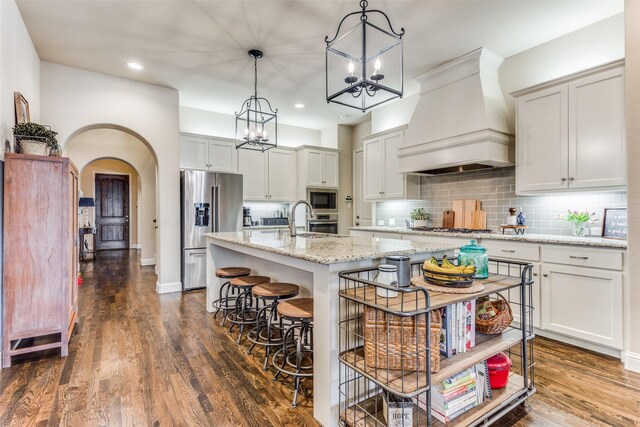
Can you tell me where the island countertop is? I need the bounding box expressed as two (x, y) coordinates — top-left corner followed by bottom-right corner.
(205, 230), (460, 264)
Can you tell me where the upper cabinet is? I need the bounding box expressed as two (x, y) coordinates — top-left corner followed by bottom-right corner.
(238, 148), (297, 202)
(514, 61), (625, 195)
(362, 126), (420, 201)
(298, 148), (339, 188)
(180, 134), (238, 173)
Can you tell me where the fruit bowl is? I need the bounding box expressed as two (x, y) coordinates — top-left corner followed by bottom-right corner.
(422, 256), (476, 288)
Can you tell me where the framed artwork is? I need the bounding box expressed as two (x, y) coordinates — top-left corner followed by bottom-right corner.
(602, 208), (627, 240)
(14, 92), (30, 124)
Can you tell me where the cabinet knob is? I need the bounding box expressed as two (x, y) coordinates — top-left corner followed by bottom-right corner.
(542, 273), (548, 277)
(569, 177), (574, 181)
(533, 272), (538, 276)
(561, 177), (567, 181)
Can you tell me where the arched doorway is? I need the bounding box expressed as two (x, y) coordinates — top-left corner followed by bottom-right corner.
(64, 127), (157, 268)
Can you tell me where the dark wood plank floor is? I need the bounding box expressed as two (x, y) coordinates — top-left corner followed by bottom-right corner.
(0, 250), (638, 426)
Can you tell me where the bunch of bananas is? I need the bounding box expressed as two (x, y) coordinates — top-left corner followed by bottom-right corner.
(422, 256), (475, 283)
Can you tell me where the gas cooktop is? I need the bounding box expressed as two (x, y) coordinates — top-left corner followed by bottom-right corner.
(409, 226), (493, 234)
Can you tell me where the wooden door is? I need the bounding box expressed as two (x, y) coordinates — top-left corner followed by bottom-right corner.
(179, 134), (209, 170)
(207, 139), (238, 173)
(307, 150), (324, 187)
(237, 149), (268, 200)
(268, 149), (297, 202)
(322, 152), (339, 188)
(95, 174), (130, 250)
(515, 85), (569, 193)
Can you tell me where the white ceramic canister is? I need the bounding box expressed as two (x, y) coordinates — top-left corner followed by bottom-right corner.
(375, 264), (399, 298)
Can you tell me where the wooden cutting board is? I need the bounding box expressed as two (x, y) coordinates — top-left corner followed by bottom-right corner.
(442, 210), (455, 228)
(452, 200), (464, 228)
(471, 210), (487, 230)
(463, 200), (479, 228)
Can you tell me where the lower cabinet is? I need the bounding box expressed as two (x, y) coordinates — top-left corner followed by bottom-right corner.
(496, 262), (541, 329)
(540, 263), (622, 349)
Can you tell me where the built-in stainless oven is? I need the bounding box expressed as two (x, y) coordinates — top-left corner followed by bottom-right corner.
(308, 214), (338, 234)
(308, 189), (337, 211)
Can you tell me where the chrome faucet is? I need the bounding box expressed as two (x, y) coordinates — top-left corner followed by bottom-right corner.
(289, 200), (315, 237)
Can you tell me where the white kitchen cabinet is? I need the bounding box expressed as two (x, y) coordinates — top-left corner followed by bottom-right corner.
(180, 134), (237, 173)
(514, 61), (625, 194)
(238, 148), (297, 202)
(353, 150), (372, 227)
(298, 148), (339, 188)
(541, 263), (622, 349)
(362, 127), (420, 201)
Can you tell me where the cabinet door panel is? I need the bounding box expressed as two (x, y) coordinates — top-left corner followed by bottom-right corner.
(363, 138), (384, 200)
(180, 136), (209, 170)
(354, 150), (372, 226)
(238, 149), (268, 200)
(569, 68), (626, 189)
(208, 140), (237, 173)
(383, 132), (405, 199)
(323, 152), (339, 188)
(268, 149), (297, 201)
(307, 151), (324, 187)
(541, 264), (622, 349)
(516, 86), (568, 193)
(496, 262), (541, 329)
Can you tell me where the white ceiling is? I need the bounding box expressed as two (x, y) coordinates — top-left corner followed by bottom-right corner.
(16, 0), (623, 130)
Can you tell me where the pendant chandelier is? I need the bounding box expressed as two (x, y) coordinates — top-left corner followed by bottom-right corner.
(325, 0), (404, 112)
(235, 49), (278, 151)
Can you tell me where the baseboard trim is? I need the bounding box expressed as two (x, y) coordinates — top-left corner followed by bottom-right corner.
(624, 351), (640, 373)
(534, 329), (621, 359)
(130, 244), (142, 249)
(156, 281), (182, 294)
(141, 258), (156, 266)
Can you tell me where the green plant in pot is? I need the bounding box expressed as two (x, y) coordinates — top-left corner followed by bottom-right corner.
(13, 122), (58, 156)
(410, 207), (430, 228)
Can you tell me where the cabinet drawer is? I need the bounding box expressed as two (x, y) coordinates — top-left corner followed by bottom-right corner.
(482, 240), (540, 262)
(541, 245), (623, 271)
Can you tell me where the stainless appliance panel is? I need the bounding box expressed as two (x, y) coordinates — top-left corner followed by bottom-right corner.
(308, 221), (338, 234)
(181, 170), (217, 249)
(183, 248), (207, 290)
(214, 173), (243, 232)
(308, 189), (338, 211)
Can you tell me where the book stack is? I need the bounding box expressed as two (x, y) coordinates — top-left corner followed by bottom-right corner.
(440, 300), (476, 358)
(414, 362), (492, 423)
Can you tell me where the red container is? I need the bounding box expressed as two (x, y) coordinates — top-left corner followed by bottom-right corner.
(486, 352), (512, 389)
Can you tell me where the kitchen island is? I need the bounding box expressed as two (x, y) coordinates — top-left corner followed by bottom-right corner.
(205, 230), (458, 426)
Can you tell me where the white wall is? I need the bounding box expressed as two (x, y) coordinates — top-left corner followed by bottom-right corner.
(0, 0), (40, 158)
(41, 62), (180, 293)
(351, 120), (372, 151)
(64, 128), (157, 265)
(625, 0), (640, 373)
(320, 125), (339, 149)
(370, 94), (419, 135)
(179, 106), (321, 148)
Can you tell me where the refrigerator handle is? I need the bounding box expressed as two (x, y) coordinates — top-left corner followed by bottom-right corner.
(213, 185), (220, 232)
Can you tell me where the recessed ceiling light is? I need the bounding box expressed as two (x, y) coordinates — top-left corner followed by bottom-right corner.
(294, 103), (305, 109)
(127, 62), (144, 70)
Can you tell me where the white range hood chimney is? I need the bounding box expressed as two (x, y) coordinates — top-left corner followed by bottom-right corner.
(398, 47), (514, 175)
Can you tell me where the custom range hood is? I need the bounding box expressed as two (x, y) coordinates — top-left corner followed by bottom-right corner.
(398, 47), (514, 175)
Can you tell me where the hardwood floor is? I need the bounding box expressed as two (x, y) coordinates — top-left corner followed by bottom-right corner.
(0, 250), (638, 426)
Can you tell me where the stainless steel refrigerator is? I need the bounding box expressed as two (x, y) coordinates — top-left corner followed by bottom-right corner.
(180, 170), (243, 291)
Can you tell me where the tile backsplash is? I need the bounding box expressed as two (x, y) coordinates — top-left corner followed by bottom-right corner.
(376, 166), (626, 236)
(244, 202), (290, 224)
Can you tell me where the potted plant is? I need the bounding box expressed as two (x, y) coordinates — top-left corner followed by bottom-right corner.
(410, 208), (430, 227)
(558, 209), (596, 237)
(12, 122), (58, 156)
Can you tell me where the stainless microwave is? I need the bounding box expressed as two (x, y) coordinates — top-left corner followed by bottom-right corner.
(308, 190), (337, 211)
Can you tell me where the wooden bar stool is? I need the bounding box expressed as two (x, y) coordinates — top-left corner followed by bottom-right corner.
(211, 267), (251, 326)
(225, 275), (271, 344)
(272, 298), (314, 407)
(247, 283), (300, 370)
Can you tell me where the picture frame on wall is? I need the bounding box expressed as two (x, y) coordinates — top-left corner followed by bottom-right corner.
(14, 92), (30, 124)
(602, 208), (627, 240)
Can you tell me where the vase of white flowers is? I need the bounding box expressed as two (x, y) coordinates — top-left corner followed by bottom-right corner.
(559, 210), (596, 237)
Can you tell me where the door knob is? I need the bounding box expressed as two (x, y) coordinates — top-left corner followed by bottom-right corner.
(542, 273), (548, 277)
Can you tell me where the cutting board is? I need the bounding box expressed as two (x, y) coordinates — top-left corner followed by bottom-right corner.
(442, 210), (455, 228)
(471, 210), (487, 230)
(463, 200), (481, 228)
(452, 200), (464, 228)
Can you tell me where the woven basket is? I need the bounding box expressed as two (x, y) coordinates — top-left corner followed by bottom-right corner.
(363, 306), (441, 373)
(475, 294), (513, 335)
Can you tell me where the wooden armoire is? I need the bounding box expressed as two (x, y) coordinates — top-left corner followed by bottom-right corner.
(2, 153), (79, 368)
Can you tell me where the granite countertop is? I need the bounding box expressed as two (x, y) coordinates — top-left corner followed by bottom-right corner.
(205, 230), (458, 264)
(349, 226), (627, 249)
(242, 225), (290, 230)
